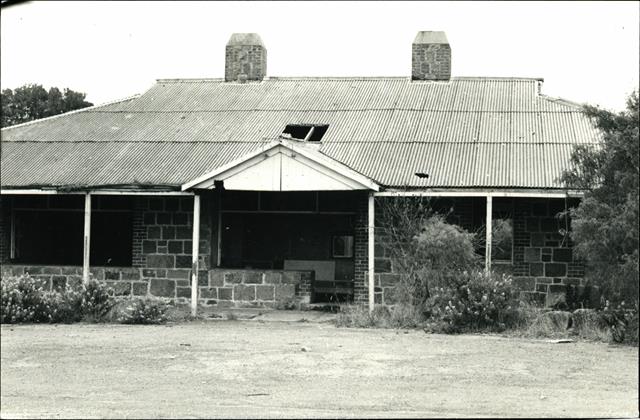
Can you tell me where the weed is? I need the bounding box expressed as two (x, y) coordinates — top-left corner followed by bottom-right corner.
(117, 297), (168, 324)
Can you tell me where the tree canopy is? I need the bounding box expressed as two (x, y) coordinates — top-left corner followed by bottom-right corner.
(1, 84), (93, 128)
(561, 90), (639, 304)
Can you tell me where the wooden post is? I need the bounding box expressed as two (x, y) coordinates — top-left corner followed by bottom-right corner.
(368, 192), (375, 313)
(485, 195), (493, 273)
(191, 194), (201, 317)
(10, 204), (16, 259)
(216, 188), (222, 267)
(82, 193), (92, 283)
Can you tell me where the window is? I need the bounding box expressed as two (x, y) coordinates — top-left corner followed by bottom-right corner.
(10, 196), (133, 267)
(282, 124), (329, 142)
(332, 235), (354, 258)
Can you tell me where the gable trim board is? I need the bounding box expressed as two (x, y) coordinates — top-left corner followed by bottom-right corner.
(181, 139), (380, 192)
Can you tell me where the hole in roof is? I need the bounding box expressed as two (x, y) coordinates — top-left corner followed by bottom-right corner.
(282, 124), (329, 142)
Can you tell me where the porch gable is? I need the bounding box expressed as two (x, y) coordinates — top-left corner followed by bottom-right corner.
(181, 140), (379, 192)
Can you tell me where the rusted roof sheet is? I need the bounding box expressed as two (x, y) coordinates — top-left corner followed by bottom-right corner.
(1, 77), (600, 190)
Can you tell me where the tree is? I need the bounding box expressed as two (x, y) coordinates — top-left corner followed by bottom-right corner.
(561, 90), (639, 304)
(1, 84), (93, 127)
(377, 197), (479, 307)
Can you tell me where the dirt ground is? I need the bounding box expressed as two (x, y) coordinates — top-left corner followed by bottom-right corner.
(1, 319), (638, 419)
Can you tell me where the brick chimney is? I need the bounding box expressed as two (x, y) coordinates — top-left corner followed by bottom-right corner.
(225, 33), (267, 82)
(411, 31), (451, 81)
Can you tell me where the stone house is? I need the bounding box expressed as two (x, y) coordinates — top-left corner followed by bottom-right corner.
(0, 32), (600, 312)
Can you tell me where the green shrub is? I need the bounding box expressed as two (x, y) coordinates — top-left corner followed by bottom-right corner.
(424, 271), (523, 333)
(117, 297), (168, 324)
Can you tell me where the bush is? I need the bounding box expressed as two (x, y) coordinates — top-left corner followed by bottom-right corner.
(41, 288), (84, 323)
(377, 198), (481, 308)
(80, 279), (116, 321)
(424, 271), (523, 333)
(404, 216), (480, 304)
(1, 275), (115, 324)
(598, 301), (639, 345)
(1, 275), (49, 323)
(117, 297), (168, 324)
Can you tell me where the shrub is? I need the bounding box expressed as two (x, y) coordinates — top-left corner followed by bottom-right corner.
(424, 271), (523, 333)
(1, 275), (48, 323)
(377, 197), (480, 307)
(1, 275), (115, 324)
(80, 279), (116, 321)
(117, 297), (168, 324)
(41, 288), (84, 323)
(403, 217), (480, 305)
(598, 301), (639, 345)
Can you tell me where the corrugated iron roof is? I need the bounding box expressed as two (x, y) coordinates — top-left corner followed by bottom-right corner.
(1, 77), (600, 190)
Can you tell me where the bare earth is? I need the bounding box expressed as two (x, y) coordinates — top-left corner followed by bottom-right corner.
(1, 320), (638, 419)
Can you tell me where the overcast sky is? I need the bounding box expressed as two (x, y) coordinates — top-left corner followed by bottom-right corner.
(1, 1), (638, 111)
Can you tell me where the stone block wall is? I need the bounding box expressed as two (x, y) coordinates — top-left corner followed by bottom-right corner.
(134, 195), (214, 273)
(199, 268), (312, 307)
(0, 264), (311, 308)
(1, 265), (147, 297)
(512, 198), (587, 306)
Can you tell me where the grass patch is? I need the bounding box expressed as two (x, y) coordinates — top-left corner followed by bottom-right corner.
(336, 304), (425, 329)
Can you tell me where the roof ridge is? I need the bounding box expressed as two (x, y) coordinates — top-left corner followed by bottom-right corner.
(1, 140), (593, 145)
(83, 109), (583, 114)
(154, 76), (544, 83)
(0, 94), (141, 131)
(538, 94), (585, 110)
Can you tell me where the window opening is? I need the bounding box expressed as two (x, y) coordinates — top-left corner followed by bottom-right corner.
(10, 196), (133, 266)
(282, 124), (329, 142)
(332, 235), (354, 258)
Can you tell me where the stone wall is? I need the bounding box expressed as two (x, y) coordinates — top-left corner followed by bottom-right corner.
(1, 265), (146, 297)
(134, 195), (214, 274)
(201, 268), (312, 307)
(0, 264), (311, 307)
(512, 198), (588, 306)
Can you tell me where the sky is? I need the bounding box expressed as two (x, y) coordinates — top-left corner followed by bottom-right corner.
(1, 1), (638, 111)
